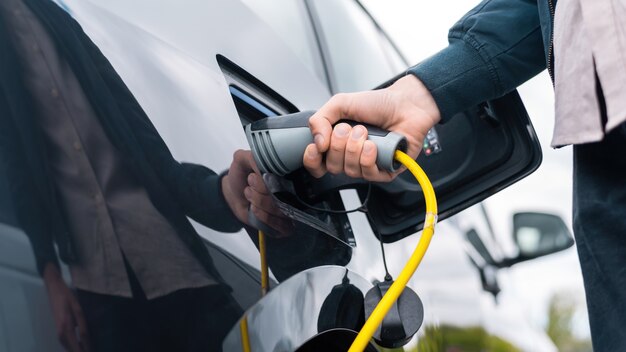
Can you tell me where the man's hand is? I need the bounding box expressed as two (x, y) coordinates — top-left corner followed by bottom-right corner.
(304, 75), (441, 182)
(222, 150), (293, 236)
(43, 264), (91, 352)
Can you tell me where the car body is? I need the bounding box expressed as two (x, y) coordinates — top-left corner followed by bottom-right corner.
(0, 0), (569, 351)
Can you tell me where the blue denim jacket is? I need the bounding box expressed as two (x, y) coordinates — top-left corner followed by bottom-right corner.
(410, 0), (557, 122)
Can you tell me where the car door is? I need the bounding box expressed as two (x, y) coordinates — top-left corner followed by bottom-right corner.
(0, 0), (543, 351)
(235, 0), (489, 350)
(239, 1), (544, 350)
(74, 0), (491, 349)
(60, 0), (336, 292)
(0, 0), (333, 351)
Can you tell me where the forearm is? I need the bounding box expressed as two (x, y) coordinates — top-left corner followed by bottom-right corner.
(175, 164), (243, 232)
(43, 262), (63, 287)
(0, 121), (59, 276)
(409, 0), (545, 122)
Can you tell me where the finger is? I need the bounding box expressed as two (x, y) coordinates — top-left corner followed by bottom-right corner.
(251, 205), (294, 236)
(309, 93), (353, 152)
(233, 149), (259, 174)
(247, 173), (269, 195)
(303, 143), (326, 178)
(245, 151), (262, 175)
(344, 125), (367, 178)
(312, 91), (395, 135)
(223, 174), (250, 213)
(244, 187), (281, 217)
(360, 140), (395, 182)
(326, 123), (351, 175)
(70, 298), (91, 352)
(63, 327), (82, 352)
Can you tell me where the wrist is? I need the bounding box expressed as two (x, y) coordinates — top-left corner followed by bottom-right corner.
(220, 173), (234, 209)
(392, 75), (441, 125)
(42, 263), (63, 287)
(220, 173), (241, 221)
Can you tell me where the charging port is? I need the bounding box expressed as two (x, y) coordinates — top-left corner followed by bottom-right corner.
(218, 54), (356, 279)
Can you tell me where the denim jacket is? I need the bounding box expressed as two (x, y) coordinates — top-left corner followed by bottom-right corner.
(410, 0), (557, 122)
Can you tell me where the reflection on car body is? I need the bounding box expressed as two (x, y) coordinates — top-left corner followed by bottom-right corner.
(0, 0), (573, 351)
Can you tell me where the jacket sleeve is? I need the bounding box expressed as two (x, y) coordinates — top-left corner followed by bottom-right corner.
(63, 12), (243, 233)
(0, 16), (60, 276)
(0, 94), (60, 275)
(409, 0), (546, 122)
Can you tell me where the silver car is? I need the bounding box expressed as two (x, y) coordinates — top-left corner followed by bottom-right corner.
(0, 0), (573, 351)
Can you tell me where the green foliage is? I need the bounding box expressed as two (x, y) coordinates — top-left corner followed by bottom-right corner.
(546, 292), (592, 352)
(379, 324), (521, 352)
(379, 291), (594, 352)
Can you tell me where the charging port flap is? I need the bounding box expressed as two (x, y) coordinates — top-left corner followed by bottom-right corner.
(363, 89), (542, 243)
(219, 55), (355, 280)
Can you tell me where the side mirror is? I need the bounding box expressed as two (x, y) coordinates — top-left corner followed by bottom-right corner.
(498, 212), (574, 268)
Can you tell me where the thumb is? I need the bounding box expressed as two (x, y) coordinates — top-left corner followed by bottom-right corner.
(309, 93), (354, 152)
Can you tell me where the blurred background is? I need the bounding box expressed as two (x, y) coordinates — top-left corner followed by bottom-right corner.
(360, 0), (590, 350)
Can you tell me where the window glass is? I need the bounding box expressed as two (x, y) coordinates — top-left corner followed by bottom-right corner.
(311, 0), (405, 92)
(377, 30), (408, 73)
(239, 0), (326, 83)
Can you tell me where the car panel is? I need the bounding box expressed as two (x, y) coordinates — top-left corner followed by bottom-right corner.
(0, 1), (557, 351)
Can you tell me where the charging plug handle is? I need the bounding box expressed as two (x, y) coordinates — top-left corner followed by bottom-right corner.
(245, 111), (408, 176)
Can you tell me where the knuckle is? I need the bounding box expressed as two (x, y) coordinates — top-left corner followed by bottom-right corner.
(361, 164), (379, 179)
(329, 93), (347, 105)
(345, 142), (361, 155)
(345, 168), (360, 178)
(361, 167), (374, 178)
(327, 164), (342, 175)
(303, 156), (316, 168)
(310, 169), (326, 179)
(249, 174), (262, 189)
(232, 149), (244, 160)
(331, 94), (352, 116)
(360, 157), (376, 168)
(330, 143), (345, 153)
(308, 115), (323, 130)
(249, 192), (260, 206)
(363, 173), (380, 182)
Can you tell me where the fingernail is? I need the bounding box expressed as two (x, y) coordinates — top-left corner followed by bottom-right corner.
(244, 187), (251, 199)
(307, 145), (318, 157)
(247, 174), (256, 187)
(314, 134), (324, 148)
(364, 142), (374, 154)
(351, 126), (364, 139)
(335, 124), (350, 137)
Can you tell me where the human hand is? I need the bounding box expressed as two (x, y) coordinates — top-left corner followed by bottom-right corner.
(222, 150), (293, 236)
(304, 75), (441, 182)
(43, 264), (91, 352)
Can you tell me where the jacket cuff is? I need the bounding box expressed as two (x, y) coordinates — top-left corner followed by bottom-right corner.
(214, 170), (244, 232)
(407, 40), (499, 123)
(36, 251), (60, 277)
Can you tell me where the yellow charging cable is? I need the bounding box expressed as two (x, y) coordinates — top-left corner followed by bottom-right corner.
(239, 231), (269, 352)
(258, 230), (269, 296)
(244, 151), (436, 352)
(348, 150), (438, 352)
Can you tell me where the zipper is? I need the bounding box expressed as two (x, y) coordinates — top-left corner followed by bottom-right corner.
(547, 0), (555, 84)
